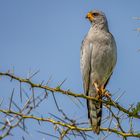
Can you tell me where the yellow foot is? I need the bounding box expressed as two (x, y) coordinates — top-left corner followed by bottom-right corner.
(93, 83), (111, 98)
(101, 86), (111, 98)
(103, 91), (111, 98)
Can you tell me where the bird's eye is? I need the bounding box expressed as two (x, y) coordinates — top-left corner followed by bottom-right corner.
(92, 13), (99, 16)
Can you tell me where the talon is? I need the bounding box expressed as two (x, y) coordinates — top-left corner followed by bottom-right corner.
(99, 85), (111, 98)
(93, 82), (111, 98)
(104, 91), (111, 98)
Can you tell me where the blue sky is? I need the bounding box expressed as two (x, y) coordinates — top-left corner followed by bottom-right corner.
(0, 0), (140, 140)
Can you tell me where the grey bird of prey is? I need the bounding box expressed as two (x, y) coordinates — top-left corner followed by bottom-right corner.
(80, 10), (117, 134)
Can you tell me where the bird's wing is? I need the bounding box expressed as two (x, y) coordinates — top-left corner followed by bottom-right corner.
(80, 39), (102, 134)
(80, 39), (93, 95)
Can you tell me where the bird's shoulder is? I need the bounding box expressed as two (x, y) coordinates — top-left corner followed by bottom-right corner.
(81, 34), (90, 52)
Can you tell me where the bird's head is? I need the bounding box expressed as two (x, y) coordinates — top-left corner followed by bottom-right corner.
(86, 10), (107, 25)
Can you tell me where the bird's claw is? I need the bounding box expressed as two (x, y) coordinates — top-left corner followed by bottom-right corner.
(93, 82), (111, 98)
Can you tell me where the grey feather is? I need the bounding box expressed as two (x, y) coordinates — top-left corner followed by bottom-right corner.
(80, 10), (117, 134)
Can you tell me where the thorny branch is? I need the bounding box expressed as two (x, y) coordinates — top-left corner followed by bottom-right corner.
(0, 71), (140, 140)
(0, 72), (139, 119)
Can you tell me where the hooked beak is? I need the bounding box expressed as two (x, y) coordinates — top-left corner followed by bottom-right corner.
(86, 12), (94, 22)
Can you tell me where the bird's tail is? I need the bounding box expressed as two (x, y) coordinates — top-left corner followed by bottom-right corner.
(87, 88), (102, 134)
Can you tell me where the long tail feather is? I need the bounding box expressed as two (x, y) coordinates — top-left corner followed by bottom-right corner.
(87, 89), (102, 134)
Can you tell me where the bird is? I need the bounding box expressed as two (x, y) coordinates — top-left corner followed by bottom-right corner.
(80, 10), (117, 134)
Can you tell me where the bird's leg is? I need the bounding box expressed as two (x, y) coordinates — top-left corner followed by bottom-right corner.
(93, 82), (100, 93)
(93, 82), (102, 99)
(93, 82), (111, 98)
